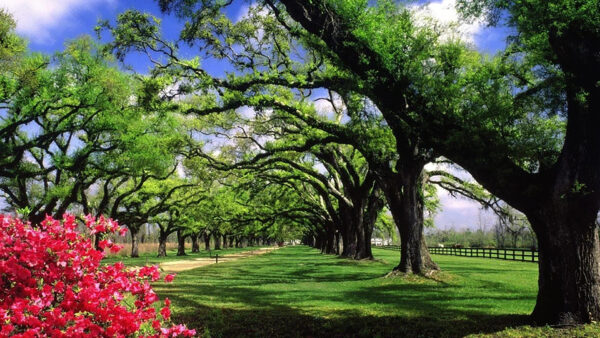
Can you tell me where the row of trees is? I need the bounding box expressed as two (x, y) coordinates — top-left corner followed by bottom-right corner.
(99, 0), (600, 325)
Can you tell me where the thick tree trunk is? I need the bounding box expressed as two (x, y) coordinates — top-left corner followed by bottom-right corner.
(353, 208), (372, 260)
(315, 233), (324, 251)
(340, 208), (357, 258)
(334, 231), (341, 255)
(228, 236), (234, 248)
(324, 230), (336, 254)
(382, 167), (438, 274)
(528, 207), (600, 324)
(222, 234), (228, 249)
(213, 232), (221, 250)
(130, 228), (140, 258)
(191, 233), (200, 253)
(177, 229), (186, 256)
(320, 223), (336, 254)
(203, 232), (211, 250)
(158, 230), (168, 257)
(361, 188), (384, 260)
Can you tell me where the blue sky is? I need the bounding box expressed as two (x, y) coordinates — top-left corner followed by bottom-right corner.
(0, 0), (507, 230)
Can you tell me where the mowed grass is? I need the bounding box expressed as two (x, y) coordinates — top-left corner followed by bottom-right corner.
(143, 245), (600, 337)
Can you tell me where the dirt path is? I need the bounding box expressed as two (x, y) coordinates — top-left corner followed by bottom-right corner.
(160, 247), (279, 273)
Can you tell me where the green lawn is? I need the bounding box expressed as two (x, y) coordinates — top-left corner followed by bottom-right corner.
(142, 245), (599, 337)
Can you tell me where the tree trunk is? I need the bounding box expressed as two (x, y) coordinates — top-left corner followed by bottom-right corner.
(340, 208), (357, 258)
(158, 230), (168, 257)
(177, 229), (186, 256)
(315, 233), (323, 251)
(382, 166), (438, 274)
(324, 230), (336, 254)
(191, 232), (200, 253)
(94, 233), (102, 251)
(203, 232), (211, 251)
(334, 231), (341, 255)
(130, 227), (140, 258)
(320, 223), (336, 254)
(361, 187), (384, 260)
(213, 232), (221, 250)
(222, 234), (228, 249)
(229, 236), (235, 248)
(353, 207), (372, 260)
(528, 207), (600, 324)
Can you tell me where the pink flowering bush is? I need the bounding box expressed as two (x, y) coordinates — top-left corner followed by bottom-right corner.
(0, 214), (195, 337)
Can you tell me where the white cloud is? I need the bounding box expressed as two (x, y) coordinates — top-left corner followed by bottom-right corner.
(410, 0), (483, 44)
(236, 106), (256, 119)
(0, 0), (115, 44)
(234, 2), (269, 23)
(429, 161), (498, 229)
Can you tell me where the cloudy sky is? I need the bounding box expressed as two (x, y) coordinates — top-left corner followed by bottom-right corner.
(0, 0), (508, 230)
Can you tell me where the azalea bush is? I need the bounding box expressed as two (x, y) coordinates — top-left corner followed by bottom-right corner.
(0, 214), (195, 337)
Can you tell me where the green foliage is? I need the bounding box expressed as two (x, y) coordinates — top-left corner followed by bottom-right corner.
(0, 9), (26, 65)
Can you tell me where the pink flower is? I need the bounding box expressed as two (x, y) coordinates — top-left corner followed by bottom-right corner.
(0, 213), (194, 337)
(164, 274), (176, 283)
(160, 306), (171, 320)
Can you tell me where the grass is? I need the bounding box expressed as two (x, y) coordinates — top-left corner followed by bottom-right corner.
(102, 246), (266, 267)
(115, 245), (600, 337)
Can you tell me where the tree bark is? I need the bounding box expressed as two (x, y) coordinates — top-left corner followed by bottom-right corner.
(222, 234), (228, 249)
(362, 187), (384, 260)
(191, 232), (200, 253)
(213, 231), (221, 250)
(381, 166), (439, 274)
(94, 233), (102, 251)
(353, 207), (371, 260)
(158, 230), (168, 257)
(528, 206), (600, 324)
(203, 231), (211, 251)
(176, 229), (186, 256)
(340, 207), (357, 258)
(130, 227), (140, 258)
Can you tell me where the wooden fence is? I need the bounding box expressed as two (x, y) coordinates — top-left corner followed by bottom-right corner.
(379, 245), (538, 263)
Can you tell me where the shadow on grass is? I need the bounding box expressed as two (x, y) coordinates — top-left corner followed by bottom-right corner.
(156, 246), (535, 337)
(166, 298), (529, 338)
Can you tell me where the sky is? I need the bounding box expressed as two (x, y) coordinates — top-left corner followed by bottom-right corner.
(0, 0), (509, 230)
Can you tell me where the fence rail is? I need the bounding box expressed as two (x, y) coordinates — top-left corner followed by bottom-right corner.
(379, 245), (538, 263)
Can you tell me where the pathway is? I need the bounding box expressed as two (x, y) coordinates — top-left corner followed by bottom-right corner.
(160, 247), (279, 273)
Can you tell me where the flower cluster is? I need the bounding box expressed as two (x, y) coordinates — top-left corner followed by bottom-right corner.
(0, 214), (195, 337)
